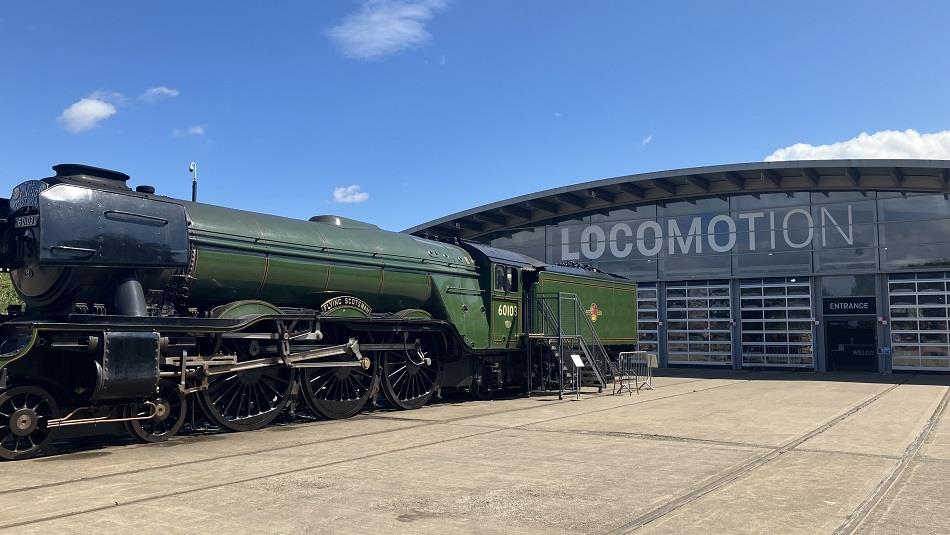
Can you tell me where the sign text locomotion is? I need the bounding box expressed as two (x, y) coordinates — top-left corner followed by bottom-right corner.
(561, 205), (854, 260)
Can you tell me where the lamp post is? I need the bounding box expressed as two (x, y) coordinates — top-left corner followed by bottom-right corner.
(189, 162), (198, 202)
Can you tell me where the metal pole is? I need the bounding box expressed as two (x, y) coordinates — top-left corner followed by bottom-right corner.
(557, 294), (563, 399)
(574, 294), (578, 338)
(526, 292), (532, 396)
(189, 162), (198, 202)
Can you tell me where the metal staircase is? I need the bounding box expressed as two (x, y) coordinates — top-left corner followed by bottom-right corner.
(525, 292), (613, 397)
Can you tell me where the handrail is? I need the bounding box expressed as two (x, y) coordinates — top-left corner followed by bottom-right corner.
(527, 291), (611, 389)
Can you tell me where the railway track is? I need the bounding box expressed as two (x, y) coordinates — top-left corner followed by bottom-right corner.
(833, 386), (950, 534)
(605, 376), (950, 535)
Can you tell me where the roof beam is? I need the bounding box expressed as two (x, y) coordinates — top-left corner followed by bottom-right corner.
(722, 171), (745, 188)
(684, 175), (710, 192)
(891, 167), (904, 186)
(556, 192), (587, 208)
(844, 167), (860, 187)
(431, 225), (458, 238)
(760, 169), (781, 188)
(498, 205), (532, 219)
(454, 219), (483, 232)
(472, 211), (507, 226)
(801, 167), (820, 186)
(527, 199), (559, 213)
(651, 178), (677, 195)
(589, 188), (616, 203)
(617, 183), (645, 199)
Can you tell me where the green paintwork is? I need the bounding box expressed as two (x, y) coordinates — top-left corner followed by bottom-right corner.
(212, 300), (283, 319)
(488, 266), (522, 349)
(321, 306), (371, 318)
(391, 309), (433, 320)
(490, 295), (521, 348)
(181, 202), (490, 348)
(426, 272), (490, 349)
(535, 272), (637, 344)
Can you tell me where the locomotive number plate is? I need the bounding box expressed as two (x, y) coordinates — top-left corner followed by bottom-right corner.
(14, 215), (38, 228)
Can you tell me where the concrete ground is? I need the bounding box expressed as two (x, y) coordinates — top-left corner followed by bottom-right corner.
(1, 369), (949, 534)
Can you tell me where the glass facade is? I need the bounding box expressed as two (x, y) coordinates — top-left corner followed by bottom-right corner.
(636, 282), (659, 354)
(484, 190), (950, 372)
(739, 277), (813, 367)
(889, 272), (950, 370)
(666, 280), (732, 365)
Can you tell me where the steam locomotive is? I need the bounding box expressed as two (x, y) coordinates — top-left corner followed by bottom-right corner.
(0, 164), (637, 460)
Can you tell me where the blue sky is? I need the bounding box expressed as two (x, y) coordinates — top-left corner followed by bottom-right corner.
(2, 1), (950, 231)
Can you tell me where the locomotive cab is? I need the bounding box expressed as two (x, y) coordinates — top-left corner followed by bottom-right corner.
(490, 263), (523, 349)
(458, 241), (542, 351)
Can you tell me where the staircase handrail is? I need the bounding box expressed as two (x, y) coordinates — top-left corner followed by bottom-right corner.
(576, 301), (610, 376)
(527, 291), (612, 388)
(567, 296), (612, 386)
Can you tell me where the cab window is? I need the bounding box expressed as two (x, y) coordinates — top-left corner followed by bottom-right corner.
(494, 265), (519, 293)
(507, 267), (519, 292)
(494, 265), (506, 291)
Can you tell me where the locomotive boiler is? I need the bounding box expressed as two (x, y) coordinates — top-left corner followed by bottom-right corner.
(0, 164), (637, 460)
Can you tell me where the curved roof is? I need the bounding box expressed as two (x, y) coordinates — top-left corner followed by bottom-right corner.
(406, 159), (950, 240)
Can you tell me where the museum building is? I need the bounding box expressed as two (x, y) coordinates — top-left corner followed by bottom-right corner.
(407, 160), (950, 373)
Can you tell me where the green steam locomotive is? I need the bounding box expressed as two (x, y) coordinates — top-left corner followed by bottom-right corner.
(0, 164), (637, 460)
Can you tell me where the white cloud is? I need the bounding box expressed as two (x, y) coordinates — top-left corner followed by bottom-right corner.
(439, 53), (446, 66)
(57, 98), (117, 133)
(140, 86), (179, 103)
(641, 134), (653, 146)
(765, 129), (950, 161)
(88, 90), (127, 105)
(326, 0), (447, 60)
(173, 125), (206, 137)
(333, 185), (369, 203)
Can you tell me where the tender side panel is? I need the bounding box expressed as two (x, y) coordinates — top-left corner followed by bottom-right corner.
(536, 272), (638, 344)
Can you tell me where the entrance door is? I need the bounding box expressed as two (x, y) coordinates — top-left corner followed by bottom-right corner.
(826, 318), (877, 371)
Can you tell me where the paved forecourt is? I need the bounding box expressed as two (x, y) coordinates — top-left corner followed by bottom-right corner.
(1, 369), (948, 534)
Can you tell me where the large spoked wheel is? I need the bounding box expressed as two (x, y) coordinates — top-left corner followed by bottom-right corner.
(201, 302), (297, 432)
(380, 336), (440, 410)
(301, 363), (378, 419)
(0, 385), (58, 461)
(199, 342), (296, 432)
(125, 379), (187, 443)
